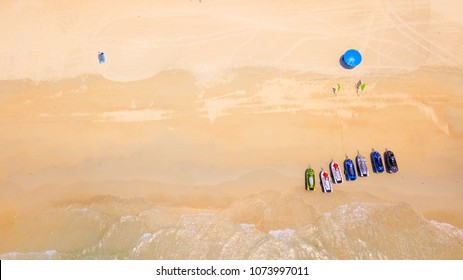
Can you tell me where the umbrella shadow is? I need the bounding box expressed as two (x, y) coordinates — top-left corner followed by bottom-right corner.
(339, 55), (355, 70)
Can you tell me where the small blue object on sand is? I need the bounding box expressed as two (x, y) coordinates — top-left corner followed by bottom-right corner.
(98, 52), (105, 64)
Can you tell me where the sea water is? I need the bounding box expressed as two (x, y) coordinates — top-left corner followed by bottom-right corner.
(1, 190), (462, 260)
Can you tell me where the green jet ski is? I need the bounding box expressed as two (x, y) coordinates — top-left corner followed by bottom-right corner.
(305, 168), (316, 190)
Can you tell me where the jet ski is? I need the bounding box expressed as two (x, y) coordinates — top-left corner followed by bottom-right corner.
(384, 149), (399, 173)
(319, 170), (332, 193)
(371, 148), (385, 173)
(344, 156), (357, 181)
(305, 168), (316, 190)
(329, 161), (343, 184)
(356, 152), (369, 177)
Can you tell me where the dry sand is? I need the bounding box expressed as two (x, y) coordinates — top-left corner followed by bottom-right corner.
(0, 0), (463, 257)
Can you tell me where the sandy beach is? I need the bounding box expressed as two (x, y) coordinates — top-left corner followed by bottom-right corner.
(1, 0), (462, 259)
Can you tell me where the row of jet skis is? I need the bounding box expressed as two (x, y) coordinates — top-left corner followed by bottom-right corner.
(305, 148), (399, 193)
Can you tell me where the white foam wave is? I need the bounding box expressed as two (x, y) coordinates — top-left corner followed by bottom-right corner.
(337, 204), (369, 224)
(430, 220), (463, 238)
(131, 233), (156, 256)
(66, 207), (89, 212)
(268, 229), (295, 239)
(239, 223), (256, 232)
(120, 215), (135, 223)
(0, 250), (58, 260)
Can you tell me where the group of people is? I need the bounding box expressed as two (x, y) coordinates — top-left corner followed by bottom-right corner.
(332, 80), (365, 95)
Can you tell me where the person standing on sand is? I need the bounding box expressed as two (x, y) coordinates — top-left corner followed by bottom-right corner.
(356, 80), (362, 94)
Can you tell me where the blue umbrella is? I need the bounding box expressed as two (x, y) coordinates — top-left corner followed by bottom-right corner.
(343, 49), (362, 67)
